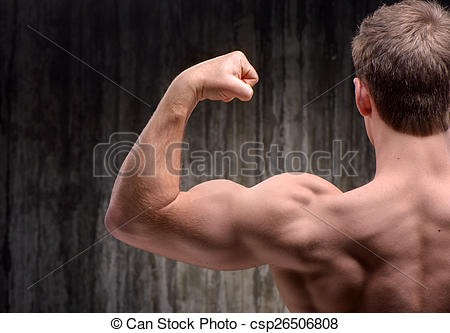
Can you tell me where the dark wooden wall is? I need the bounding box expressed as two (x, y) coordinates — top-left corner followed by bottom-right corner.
(2, 0), (444, 312)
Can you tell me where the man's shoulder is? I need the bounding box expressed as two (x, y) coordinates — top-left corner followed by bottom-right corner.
(250, 172), (346, 230)
(261, 172), (343, 198)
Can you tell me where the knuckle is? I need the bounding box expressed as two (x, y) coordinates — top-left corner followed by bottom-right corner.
(231, 50), (245, 58)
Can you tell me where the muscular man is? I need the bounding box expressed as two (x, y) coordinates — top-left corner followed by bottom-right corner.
(105, 0), (450, 312)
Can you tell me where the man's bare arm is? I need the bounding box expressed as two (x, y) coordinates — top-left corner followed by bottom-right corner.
(105, 51), (340, 270)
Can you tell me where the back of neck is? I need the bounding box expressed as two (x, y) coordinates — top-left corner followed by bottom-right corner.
(373, 127), (450, 180)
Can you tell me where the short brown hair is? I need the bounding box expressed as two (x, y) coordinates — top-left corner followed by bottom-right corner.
(352, 0), (449, 136)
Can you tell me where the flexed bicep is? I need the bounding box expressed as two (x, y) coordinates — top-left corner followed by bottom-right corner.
(138, 179), (265, 270)
(110, 174), (336, 271)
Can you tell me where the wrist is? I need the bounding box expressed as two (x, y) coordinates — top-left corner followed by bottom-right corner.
(172, 68), (203, 103)
(163, 71), (200, 118)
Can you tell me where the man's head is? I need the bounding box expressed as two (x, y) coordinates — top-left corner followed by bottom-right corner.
(352, 0), (449, 139)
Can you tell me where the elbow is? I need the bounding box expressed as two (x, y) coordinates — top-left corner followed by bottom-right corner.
(104, 198), (159, 243)
(104, 201), (132, 240)
(104, 204), (121, 237)
(104, 190), (143, 238)
(104, 204), (139, 246)
(104, 208), (114, 234)
(104, 202), (165, 256)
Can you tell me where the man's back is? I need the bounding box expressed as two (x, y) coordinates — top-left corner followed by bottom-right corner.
(271, 170), (450, 312)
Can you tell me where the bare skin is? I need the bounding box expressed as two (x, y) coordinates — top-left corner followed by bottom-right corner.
(105, 51), (450, 312)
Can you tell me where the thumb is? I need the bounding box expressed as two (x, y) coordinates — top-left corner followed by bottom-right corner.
(226, 76), (254, 101)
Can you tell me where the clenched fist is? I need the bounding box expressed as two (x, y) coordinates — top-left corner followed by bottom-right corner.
(177, 51), (259, 103)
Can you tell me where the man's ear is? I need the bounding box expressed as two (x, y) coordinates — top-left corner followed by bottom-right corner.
(354, 78), (372, 117)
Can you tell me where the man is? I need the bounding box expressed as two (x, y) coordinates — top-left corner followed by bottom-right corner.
(105, 0), (449, 312)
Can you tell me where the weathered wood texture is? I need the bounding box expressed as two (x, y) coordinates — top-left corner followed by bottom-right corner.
(2, 0), (443, 312)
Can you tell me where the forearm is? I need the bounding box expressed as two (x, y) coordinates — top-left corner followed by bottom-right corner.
(112, 73), (198, 212)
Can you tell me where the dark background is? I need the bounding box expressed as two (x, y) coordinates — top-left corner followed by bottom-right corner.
(1, 0), (446, 312)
